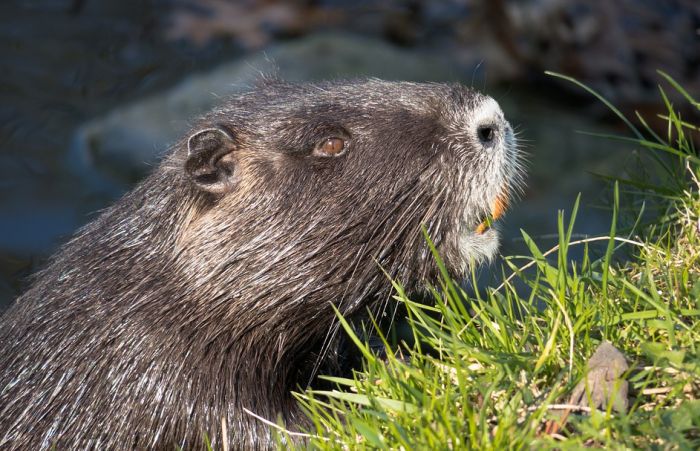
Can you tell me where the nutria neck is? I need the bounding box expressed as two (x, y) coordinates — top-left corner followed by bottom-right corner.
(6, 169), (320, 446)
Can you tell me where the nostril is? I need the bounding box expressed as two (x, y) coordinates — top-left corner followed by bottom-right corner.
(477, 125), (496, 144)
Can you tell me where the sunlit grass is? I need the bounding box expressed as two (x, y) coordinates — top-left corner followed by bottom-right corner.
(284, 72), (700, 449)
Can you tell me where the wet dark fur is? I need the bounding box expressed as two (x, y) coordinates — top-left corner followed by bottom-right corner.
(0, 79), (520, 449)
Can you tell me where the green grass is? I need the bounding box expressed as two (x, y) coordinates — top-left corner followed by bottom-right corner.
(279, 72), (700, 449)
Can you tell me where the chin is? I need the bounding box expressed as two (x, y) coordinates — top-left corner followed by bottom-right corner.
(457, 228), (500, 274)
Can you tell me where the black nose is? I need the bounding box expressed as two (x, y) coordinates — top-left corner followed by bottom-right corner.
(477, 124), (497, 144)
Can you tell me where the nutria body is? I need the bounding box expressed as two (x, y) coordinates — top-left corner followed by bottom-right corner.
(0, 79), (522, 449)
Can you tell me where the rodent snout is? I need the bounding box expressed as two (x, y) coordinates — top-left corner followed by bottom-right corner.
(470, 96), (509, 148)
(475, 117), (511, 148)
(477, 123), (497, 145)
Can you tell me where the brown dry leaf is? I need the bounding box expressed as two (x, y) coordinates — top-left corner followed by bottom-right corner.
(166, 0), (339, 48)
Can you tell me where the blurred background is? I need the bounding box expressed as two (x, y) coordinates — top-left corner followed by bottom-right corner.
(1, 0), (698, 310)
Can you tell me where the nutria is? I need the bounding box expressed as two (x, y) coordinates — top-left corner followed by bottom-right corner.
(0, 79), (522, 449)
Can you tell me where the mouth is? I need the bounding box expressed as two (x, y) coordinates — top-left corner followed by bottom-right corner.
(475, 191), (509, 235)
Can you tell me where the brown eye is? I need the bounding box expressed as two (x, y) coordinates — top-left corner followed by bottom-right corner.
(315, 137), (346, 157)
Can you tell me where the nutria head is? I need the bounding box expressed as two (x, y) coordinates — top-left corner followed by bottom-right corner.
(0, 79), (523, 449)
(176, 79), (522, 290)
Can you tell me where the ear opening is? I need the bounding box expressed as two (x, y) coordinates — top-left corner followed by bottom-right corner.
(185, 124), (238, 194)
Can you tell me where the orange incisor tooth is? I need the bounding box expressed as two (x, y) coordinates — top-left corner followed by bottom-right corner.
(476, 191), (509, 235)
(492, 191), (509, 220)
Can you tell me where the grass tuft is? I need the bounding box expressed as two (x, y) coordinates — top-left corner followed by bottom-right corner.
(290, 72), (700, 449)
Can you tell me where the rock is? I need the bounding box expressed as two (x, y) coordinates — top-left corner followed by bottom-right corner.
(568, 341), (630, 413)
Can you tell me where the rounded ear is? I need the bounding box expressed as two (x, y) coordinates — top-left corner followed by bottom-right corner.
(185, 124), (238, 194)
